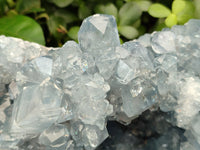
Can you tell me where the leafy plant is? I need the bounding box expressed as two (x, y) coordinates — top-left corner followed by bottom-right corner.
(0, 15), (45, 44)
(0, 0), (45, 44)
(148, 0), (195, 27)
(0, 0), (198, 46)
(95, 1), (152, 41)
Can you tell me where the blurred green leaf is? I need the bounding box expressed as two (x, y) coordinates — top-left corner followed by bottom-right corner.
(95, 3), (118, 19)
(16, 0), (42, 14)
(165, 13), (177, 27)
(47, 9), (77, 38)
(68, 26), (79, 41)
(194, 0), (200, 18)
(116, 0), (124, 8)
(120, 38), (123, 44)
(138, 25), (146, 36)
(0, 0), (7, 16)
(172, 0), (185, 14)
(0, 15), (45, 45)
(78, 3), (91, 20)
(29, 8), (45, 13)
(155, 22), (167, 31)
(47, 0), (74, 8)
(119, 2), (142, 25)
(35, 13), (49, 20)
(133, 19), (141, 28)
(148, 3), (171, 18)
(135, 0), (152, 12)
(173, 0), (195, 24)
(54, 9), (78, 24)
(6, 9), (18, 16)
(118, 25), (139, 39)
(7, 0), (15, 8)
(47, 15), (66, 38)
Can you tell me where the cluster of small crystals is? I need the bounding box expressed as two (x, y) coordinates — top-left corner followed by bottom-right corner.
(0, 35), (49, 96)
(0, 14), (200, 150)
(137, 20), (200, 149)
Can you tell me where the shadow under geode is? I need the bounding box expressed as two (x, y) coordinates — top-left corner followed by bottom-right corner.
(97, 109), (186, 150)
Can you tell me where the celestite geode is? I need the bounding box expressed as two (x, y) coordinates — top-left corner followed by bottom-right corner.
(0, 14), (200, 150)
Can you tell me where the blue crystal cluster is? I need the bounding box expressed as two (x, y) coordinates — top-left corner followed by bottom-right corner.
(0, 14), (200, 150)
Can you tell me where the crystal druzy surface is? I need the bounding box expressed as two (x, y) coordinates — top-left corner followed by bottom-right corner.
(0, 14), (200, 150)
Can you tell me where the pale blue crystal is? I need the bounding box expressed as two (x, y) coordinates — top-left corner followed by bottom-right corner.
(78, 14), (120, 52)
(151, 31), (176, 54)
(39, 124), (70, 150)
(0, 35), (48, 85)
(121, 79), (157, 118)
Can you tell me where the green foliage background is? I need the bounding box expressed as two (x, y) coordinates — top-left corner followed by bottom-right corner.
(0, 0), (199, 46)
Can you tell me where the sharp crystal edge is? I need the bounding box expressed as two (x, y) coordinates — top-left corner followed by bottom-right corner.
(0, 14), (200, 150)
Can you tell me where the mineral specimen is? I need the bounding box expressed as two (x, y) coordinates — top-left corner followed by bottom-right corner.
(0, 35), (49, 96)
(0, 14), (200, 150)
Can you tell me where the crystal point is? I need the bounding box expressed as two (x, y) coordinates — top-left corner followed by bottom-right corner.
(78, 14), (120, 52)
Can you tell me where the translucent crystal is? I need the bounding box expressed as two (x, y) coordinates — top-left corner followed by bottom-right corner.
(0, 94), (12, 133)
(71, 74), (112, 130)
(82, 125), (108, 149)
(121, 79), (157, 118)
(95, 47), (118, 80)
(115, 60), (135, 84)
(10, 56), (70, 137)
(154, 54), (178, 112)
(137, 33), (151, 48)
(114, 41), (154, 85)
(78, 14), (120, 52)
(0, 35), (48, 85)
(0, 134), (20, 150)
(109, 41), (156, 122)
(175, 76), (200, 128)
(39, 124), (70, 150)
(184, 114), (200, 149)
(151, 31), (176, 54)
